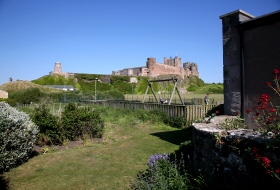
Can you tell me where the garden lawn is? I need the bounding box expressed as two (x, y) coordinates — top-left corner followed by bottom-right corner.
(1, 122), (192, 190)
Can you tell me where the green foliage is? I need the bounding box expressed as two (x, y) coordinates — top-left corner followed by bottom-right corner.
(206, 85), (224, 94)
(192, 83), (224, 94)
(0, 102), (39, 172)
(135, 77), (149, 94)
(131, 153), (191, 190)
(187, 84), (199, 92)
(33, 75), (75, 85)
(31, 104), (61, 145)
(76, 74), (101, 81)
(98, 90), (125, 100)
(163, 116), (187, 128)
(61, 102), (105, 141)
(110, 75), (130, 84)
(9, 88), (44, 104)
(219, 114), (247, 130)
(188, 76), (204, 87)
(112, 81), (131, 93)
(0, 98), (16, 107)
(74, 75), (111, 93)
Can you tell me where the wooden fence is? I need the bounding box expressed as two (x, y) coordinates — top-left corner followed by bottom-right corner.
(17, 101), (217, 122)
(81, 100), (217, 122)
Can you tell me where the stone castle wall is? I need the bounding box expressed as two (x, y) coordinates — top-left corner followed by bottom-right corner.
(146, 57), (185, 78)
(112, 56), (200, 79)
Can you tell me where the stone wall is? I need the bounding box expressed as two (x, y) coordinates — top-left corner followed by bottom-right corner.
(193, 116), (280, 188)
(0, 90), (8, 99)
(146, 57), (185, 78)
(112, 56), (200, 79)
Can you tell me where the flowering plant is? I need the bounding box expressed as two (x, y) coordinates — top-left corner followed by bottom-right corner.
(248, 69), (280, 134)
(252, 147), (280, 180)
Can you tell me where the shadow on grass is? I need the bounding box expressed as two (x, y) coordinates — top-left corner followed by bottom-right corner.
(0, 175), (9, 190)
(150, 127), (193, 145)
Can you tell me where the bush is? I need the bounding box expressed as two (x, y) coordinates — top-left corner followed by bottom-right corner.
(0, 102), (39, 172)
(187, 84), (198, 92)
(112, 81), (132, 93)
(163, 116), (187, 128)
(61, 102), (105, 141)
(0, 98), (16, 107)
(97, 90), (125, 100)
(131, 153), (191, 189)
(9, 88), (44, 104)
(31, 104), (61, 145)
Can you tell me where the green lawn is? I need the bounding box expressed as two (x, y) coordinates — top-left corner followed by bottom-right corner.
(1, 120), (193, 189)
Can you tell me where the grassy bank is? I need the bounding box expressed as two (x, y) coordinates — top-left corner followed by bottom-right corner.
(1, 107), (193, 190)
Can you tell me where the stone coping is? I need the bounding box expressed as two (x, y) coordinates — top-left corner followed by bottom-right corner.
(193, 116), (275, 144)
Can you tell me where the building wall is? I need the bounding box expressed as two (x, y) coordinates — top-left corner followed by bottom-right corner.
(242, 16), (280, 128)
(220, 9), (280, 128)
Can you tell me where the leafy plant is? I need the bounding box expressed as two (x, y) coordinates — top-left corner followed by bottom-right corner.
(61, 102), (105, 141)
(31, 103), (62, 145)
(219, 114), (247, 130)
(0, 98), (15, 107)
(9, 88), (44, 104)
(247, 68), (280, 134)
(0, 102), (39, 172)
(131, 153), (191, 190)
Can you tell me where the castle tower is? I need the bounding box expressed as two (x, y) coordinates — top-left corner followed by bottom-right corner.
(174, 56), (182, 67)
(164, 57), (168, 65)
(54, 62), (62, 73)
(146, 57), (156, 67)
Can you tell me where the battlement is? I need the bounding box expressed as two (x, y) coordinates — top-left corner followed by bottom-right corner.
(112, 56), (200, 79)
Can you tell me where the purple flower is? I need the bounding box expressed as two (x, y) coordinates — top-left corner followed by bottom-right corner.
(147, 153), (169, 167)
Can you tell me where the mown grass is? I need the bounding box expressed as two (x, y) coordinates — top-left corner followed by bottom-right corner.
(1, 106), (193, 190)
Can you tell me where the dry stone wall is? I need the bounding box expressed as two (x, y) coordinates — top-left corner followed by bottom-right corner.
(193, 116), (280, 188)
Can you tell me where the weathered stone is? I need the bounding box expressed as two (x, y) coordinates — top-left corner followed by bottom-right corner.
(112, 56), (200, 79)
(0, 90), (8, 98)
(193, 115), (279, 188)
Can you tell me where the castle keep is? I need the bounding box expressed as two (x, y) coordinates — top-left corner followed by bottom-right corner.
(112, 56), (199, 79)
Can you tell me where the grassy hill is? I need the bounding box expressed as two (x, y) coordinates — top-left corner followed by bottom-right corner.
(192, 83), (224, 94)
(0, 81), (62, 93)
(0, 75), (224, 96)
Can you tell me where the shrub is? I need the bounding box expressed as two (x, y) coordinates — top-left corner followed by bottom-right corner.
(0, 98), (16, 107)
(131, 153), (191, 189)
(61, 102), (105, 141)
(9, 88), (44, 104)
(112, 81), (132, 93)
(187, 84), (198, 92)
(31, 104), (61, 145)
(97, 90), (125, 100)
(0, 102), (39, 172)
(163, 116), (187, 128)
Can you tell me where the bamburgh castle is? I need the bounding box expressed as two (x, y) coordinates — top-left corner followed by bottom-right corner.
(112, 56), (200, 79)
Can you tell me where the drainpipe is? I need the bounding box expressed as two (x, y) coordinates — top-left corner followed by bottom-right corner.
(238, 25), (245, 118)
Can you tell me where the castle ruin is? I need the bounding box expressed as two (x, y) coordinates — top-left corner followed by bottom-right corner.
(49, 62), (74, 77)
(112, 56), (199, 79)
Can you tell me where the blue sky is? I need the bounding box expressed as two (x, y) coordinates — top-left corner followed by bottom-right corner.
(0, 0), (279, 85)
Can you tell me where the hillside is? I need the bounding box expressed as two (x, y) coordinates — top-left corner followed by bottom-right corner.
(0, 81), (62, 93)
